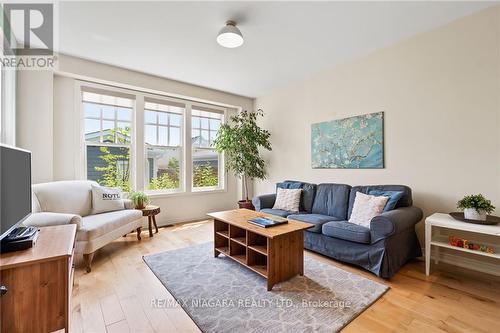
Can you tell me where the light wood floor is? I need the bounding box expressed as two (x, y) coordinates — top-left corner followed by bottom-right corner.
(71, 221), (500, 333)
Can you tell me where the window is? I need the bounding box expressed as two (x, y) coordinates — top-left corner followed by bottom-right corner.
(83, 90), (134, 192)
(144, 99), (184, 192)
(80, 82), (228, 195)
(191, 107), (223, 190)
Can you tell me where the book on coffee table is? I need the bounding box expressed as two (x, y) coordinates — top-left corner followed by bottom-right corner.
(248, 217), (288, 228)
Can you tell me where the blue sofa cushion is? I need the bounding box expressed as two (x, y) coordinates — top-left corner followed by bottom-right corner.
(348, 185), (413, 218)
(368, 190), (404, 212)
(288, 214), (341, 233)
(322, 221), (371, 244)
(261, 208), (295, 218)
(277, 180), (317, 213)
(311, 183), (351, 219)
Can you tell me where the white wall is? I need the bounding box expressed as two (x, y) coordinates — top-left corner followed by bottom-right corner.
(254, 6), (500, 242)
(1, 67), (17, 145)
(19, 54), (253, 225)
(16, 70), (54, 183)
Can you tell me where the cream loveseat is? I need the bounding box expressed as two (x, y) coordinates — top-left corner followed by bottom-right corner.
(24, 180), (143, 272)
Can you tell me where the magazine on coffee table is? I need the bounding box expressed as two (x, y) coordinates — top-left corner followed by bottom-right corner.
(248, 217), (288, 228)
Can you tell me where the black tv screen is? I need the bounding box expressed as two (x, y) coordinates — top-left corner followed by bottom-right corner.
(0, 145), (32, 240)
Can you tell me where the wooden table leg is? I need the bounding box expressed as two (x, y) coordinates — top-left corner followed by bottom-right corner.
(148, 216), (153, 237)
(153, 215), (158, 233)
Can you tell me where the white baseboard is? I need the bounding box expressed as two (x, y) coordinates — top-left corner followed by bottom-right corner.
(422, 248), (500, 277)
(152, 215), (209, 227)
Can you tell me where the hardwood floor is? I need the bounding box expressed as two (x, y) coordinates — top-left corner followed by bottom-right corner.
(71, 221), (500, 333)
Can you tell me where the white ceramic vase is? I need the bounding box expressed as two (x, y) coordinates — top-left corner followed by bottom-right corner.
(463, 208), (486, 221)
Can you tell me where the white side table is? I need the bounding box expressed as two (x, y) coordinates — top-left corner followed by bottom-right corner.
(425, 213), (500, 276)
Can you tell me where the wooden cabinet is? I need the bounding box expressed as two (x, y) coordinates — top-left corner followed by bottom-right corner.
(0, 225), (77, 333)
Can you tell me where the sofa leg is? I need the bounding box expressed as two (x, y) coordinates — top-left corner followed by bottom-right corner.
(136, 227), (142, 241)
(83, 253), (94, 273)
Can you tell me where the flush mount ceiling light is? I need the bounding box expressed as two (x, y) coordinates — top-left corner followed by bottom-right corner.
(217, 20), (244, 48)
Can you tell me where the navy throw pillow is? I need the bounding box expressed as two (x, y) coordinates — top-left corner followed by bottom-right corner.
(368, 190), (404, 212)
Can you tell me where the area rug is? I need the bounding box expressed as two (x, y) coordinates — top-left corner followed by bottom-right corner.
(143, 242), (388, 333)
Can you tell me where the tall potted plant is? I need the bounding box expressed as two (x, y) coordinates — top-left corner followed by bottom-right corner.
(213, 109), (272, 209)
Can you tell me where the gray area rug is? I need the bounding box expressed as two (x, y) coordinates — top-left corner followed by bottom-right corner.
(143, 242), (388, 333)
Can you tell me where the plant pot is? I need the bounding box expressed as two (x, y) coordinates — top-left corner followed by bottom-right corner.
(135, 201), (146, 210)
(238, 200), (255, 210)
(463, 208), (486, 221)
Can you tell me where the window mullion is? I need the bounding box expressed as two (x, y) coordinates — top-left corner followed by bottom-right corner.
(167, 113), (170, 146)
(186, 104), (193, 193)
(99, 107), (103, 143)
(155, 113), (159, 145)
(135, 95), (145, 191)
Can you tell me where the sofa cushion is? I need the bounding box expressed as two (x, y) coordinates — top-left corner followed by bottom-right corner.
(348, 185), (412, 218)
(311, 183), (351, 219)
(277, 180), (317, 213)
(33, 180), (96, 217)
(260, 208), (295, 218)
(272, 188), (302, 212)
(322, 221), (371, 244)
(368, 189), (404, 212)
(288, 214), (341, 233)
(349, 192), (388, 228)
(78, 209), (142, 241)
(91, 185), (125, 214)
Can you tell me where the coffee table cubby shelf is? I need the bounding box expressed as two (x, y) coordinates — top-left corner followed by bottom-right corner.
(214, 219), (268, 278)
(209, 210), (311, 291)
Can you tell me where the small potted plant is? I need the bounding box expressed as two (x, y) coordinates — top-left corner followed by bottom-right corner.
(129, 191), (150, 209)
(457, 194), (495, 221)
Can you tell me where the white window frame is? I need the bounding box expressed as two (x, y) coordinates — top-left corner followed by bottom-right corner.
(75, 80), (230, 196)
(190, 102), (225, 192)
(77, 83), (136, 192)
(143, 95), (186, 195)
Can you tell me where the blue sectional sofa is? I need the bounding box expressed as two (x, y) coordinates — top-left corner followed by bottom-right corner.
(252, 181), (423, 278)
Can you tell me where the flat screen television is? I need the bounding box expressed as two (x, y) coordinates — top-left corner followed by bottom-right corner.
(0, 144), (32, 241)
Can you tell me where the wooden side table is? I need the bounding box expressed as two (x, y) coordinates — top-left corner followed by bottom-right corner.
(425, 213), (500, 276)
(142, 205), (161, 237)
(1, 225), (77, 333)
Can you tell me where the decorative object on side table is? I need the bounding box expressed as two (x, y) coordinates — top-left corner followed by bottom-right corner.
(212, 109), (272, 210)
(142, 205), (161, 237)
(448, 236), (494, 253)
(449, 212), (500, 225)
(311, 112), (384, 169)
(456, 194), (495, 221)
(129, 191), (151, 209)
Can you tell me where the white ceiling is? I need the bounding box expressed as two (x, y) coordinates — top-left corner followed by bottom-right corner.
(58, 1), (495, 98)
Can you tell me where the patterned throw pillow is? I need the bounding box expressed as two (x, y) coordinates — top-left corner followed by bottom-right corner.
(272, 188), (302, 212)
(348, 192), (389, 228)
(368, 190), (404, 212)
(91, 184), (125, 214)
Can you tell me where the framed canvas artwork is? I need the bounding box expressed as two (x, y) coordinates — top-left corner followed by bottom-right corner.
(311, 112), (384, 169)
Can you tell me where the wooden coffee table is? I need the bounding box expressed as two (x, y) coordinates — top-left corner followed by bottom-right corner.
(207, 209), (312, 291)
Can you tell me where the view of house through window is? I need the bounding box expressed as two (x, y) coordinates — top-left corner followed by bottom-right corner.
(144, 99), (184, 191)
(192, 108), (223, 189)
(81, 84), (227, 194)
(83, 90), (134, 192)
